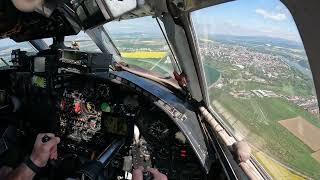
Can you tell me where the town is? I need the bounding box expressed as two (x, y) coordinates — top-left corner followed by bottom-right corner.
(199, 40), (319, 116)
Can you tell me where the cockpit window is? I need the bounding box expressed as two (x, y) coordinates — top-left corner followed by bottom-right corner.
(0, 38), (37, 66)
(64, 31), (101, 52)
(191, 0), (320, 179)
(42, 38), (53, 46)
(104, 16), (175, 78)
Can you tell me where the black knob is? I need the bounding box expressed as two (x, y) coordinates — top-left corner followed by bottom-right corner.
(143, 171), (154, 180)
(42, 135), (51, 143)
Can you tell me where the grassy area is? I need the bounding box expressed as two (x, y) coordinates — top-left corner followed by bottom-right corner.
(125, 58), (155, 69)
(125, 58), (173, 76)
(214, 93), (320, 178)
(203, 57), (320, 178)
(203, 55), (315, 97)
(121, 51), (167, 59)
(114, 38), (167, 50)
(234, 81), (314, 97)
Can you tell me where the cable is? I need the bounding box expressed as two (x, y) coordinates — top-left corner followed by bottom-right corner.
(155, 17), (181, 73)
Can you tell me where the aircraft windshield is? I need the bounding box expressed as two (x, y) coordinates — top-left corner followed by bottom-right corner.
(192, 0), (320, 179)
(0, 38), (37, 67)
(41, 32), (101, 53)
(104, 16), (175, 78)
(64, 32), (101, 52)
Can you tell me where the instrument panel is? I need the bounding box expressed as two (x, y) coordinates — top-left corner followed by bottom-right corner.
(58, 87), (103, 142)
(52, 76), (205, 179)
(55, 77), (138, 156)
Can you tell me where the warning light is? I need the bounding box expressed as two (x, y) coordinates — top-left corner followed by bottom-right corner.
(101, 102), (111, 112)
(180, 149), (187, 158)
(74, 102), (81, 113)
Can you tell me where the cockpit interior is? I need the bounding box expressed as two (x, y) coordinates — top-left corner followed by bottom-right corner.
(1, 0), (320, 179)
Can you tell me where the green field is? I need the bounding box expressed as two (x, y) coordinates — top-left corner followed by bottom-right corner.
(126, 58), (155, 69)
(211, 91), (320, 178)
(114, 38), (167, 50)
(114, 38), (174, 77)
(125, 58), (173, 76)
(125, 58), (221, 86)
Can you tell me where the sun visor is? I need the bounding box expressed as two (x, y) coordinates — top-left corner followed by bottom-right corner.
(96, 0), (138, 18)
(73, 0), (142, 29)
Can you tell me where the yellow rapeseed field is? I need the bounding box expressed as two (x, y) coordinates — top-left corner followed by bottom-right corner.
(254, 151), (305, 180)
(121, 51), (167, 59)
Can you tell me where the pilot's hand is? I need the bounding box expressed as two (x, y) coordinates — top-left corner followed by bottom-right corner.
(30, 133), (60, 167)
(147, 168), (167, 180)
(132, 167), (168, 180)
(132, 166), (144, 180)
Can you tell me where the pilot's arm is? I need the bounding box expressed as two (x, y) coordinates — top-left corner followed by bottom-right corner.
(3, 133), (60, 180)
(11, 0), (44, 12)
(133, 166), (168, 180)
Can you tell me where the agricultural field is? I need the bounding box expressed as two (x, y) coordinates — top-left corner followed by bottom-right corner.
(113, 37), (167, 50)
(312, 151), (320, 163)
(279, 117), (320, 151)
(254, 151), (305, 180)
(213, 93), (320, 178)
(202, 35), (320, 178)
(121, 51), (167, 59)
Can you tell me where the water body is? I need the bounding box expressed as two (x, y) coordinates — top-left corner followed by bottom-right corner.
(282, 58), (313, 79)
(204, 64), (220, 86)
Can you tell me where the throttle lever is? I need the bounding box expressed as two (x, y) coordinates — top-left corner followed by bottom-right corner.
(42, 135), (51, 143)
(143, 171), (154, 180)
(41, 135), (58, 166)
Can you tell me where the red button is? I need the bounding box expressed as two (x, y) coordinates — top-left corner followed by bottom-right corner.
(74, 102), (81, 113)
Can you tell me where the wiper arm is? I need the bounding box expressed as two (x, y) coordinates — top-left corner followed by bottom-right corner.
(0, 58), (10, 68)
(115, 62), (188, 96)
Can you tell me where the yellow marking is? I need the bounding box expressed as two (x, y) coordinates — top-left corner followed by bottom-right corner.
(121, 51), (167, 59)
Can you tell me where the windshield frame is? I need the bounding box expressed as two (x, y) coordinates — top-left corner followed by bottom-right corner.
(188, 1), (320, 179)
(102, 17), (180, 77)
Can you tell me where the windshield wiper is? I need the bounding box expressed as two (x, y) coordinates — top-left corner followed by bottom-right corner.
(0, 58), (10, 68)
(115, 62), (189, 97)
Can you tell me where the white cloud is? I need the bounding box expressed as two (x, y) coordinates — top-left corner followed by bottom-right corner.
(196, 21), (301, 42)
(255, 9), (287, 21)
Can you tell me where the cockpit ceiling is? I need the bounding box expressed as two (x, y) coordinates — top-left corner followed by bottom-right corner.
(0, 0), (157, 41)
(0, 0), (79, 42)
(0, 0), (246, 42)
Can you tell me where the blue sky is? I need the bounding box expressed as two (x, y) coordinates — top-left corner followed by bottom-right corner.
(191, 0), (301, 42)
